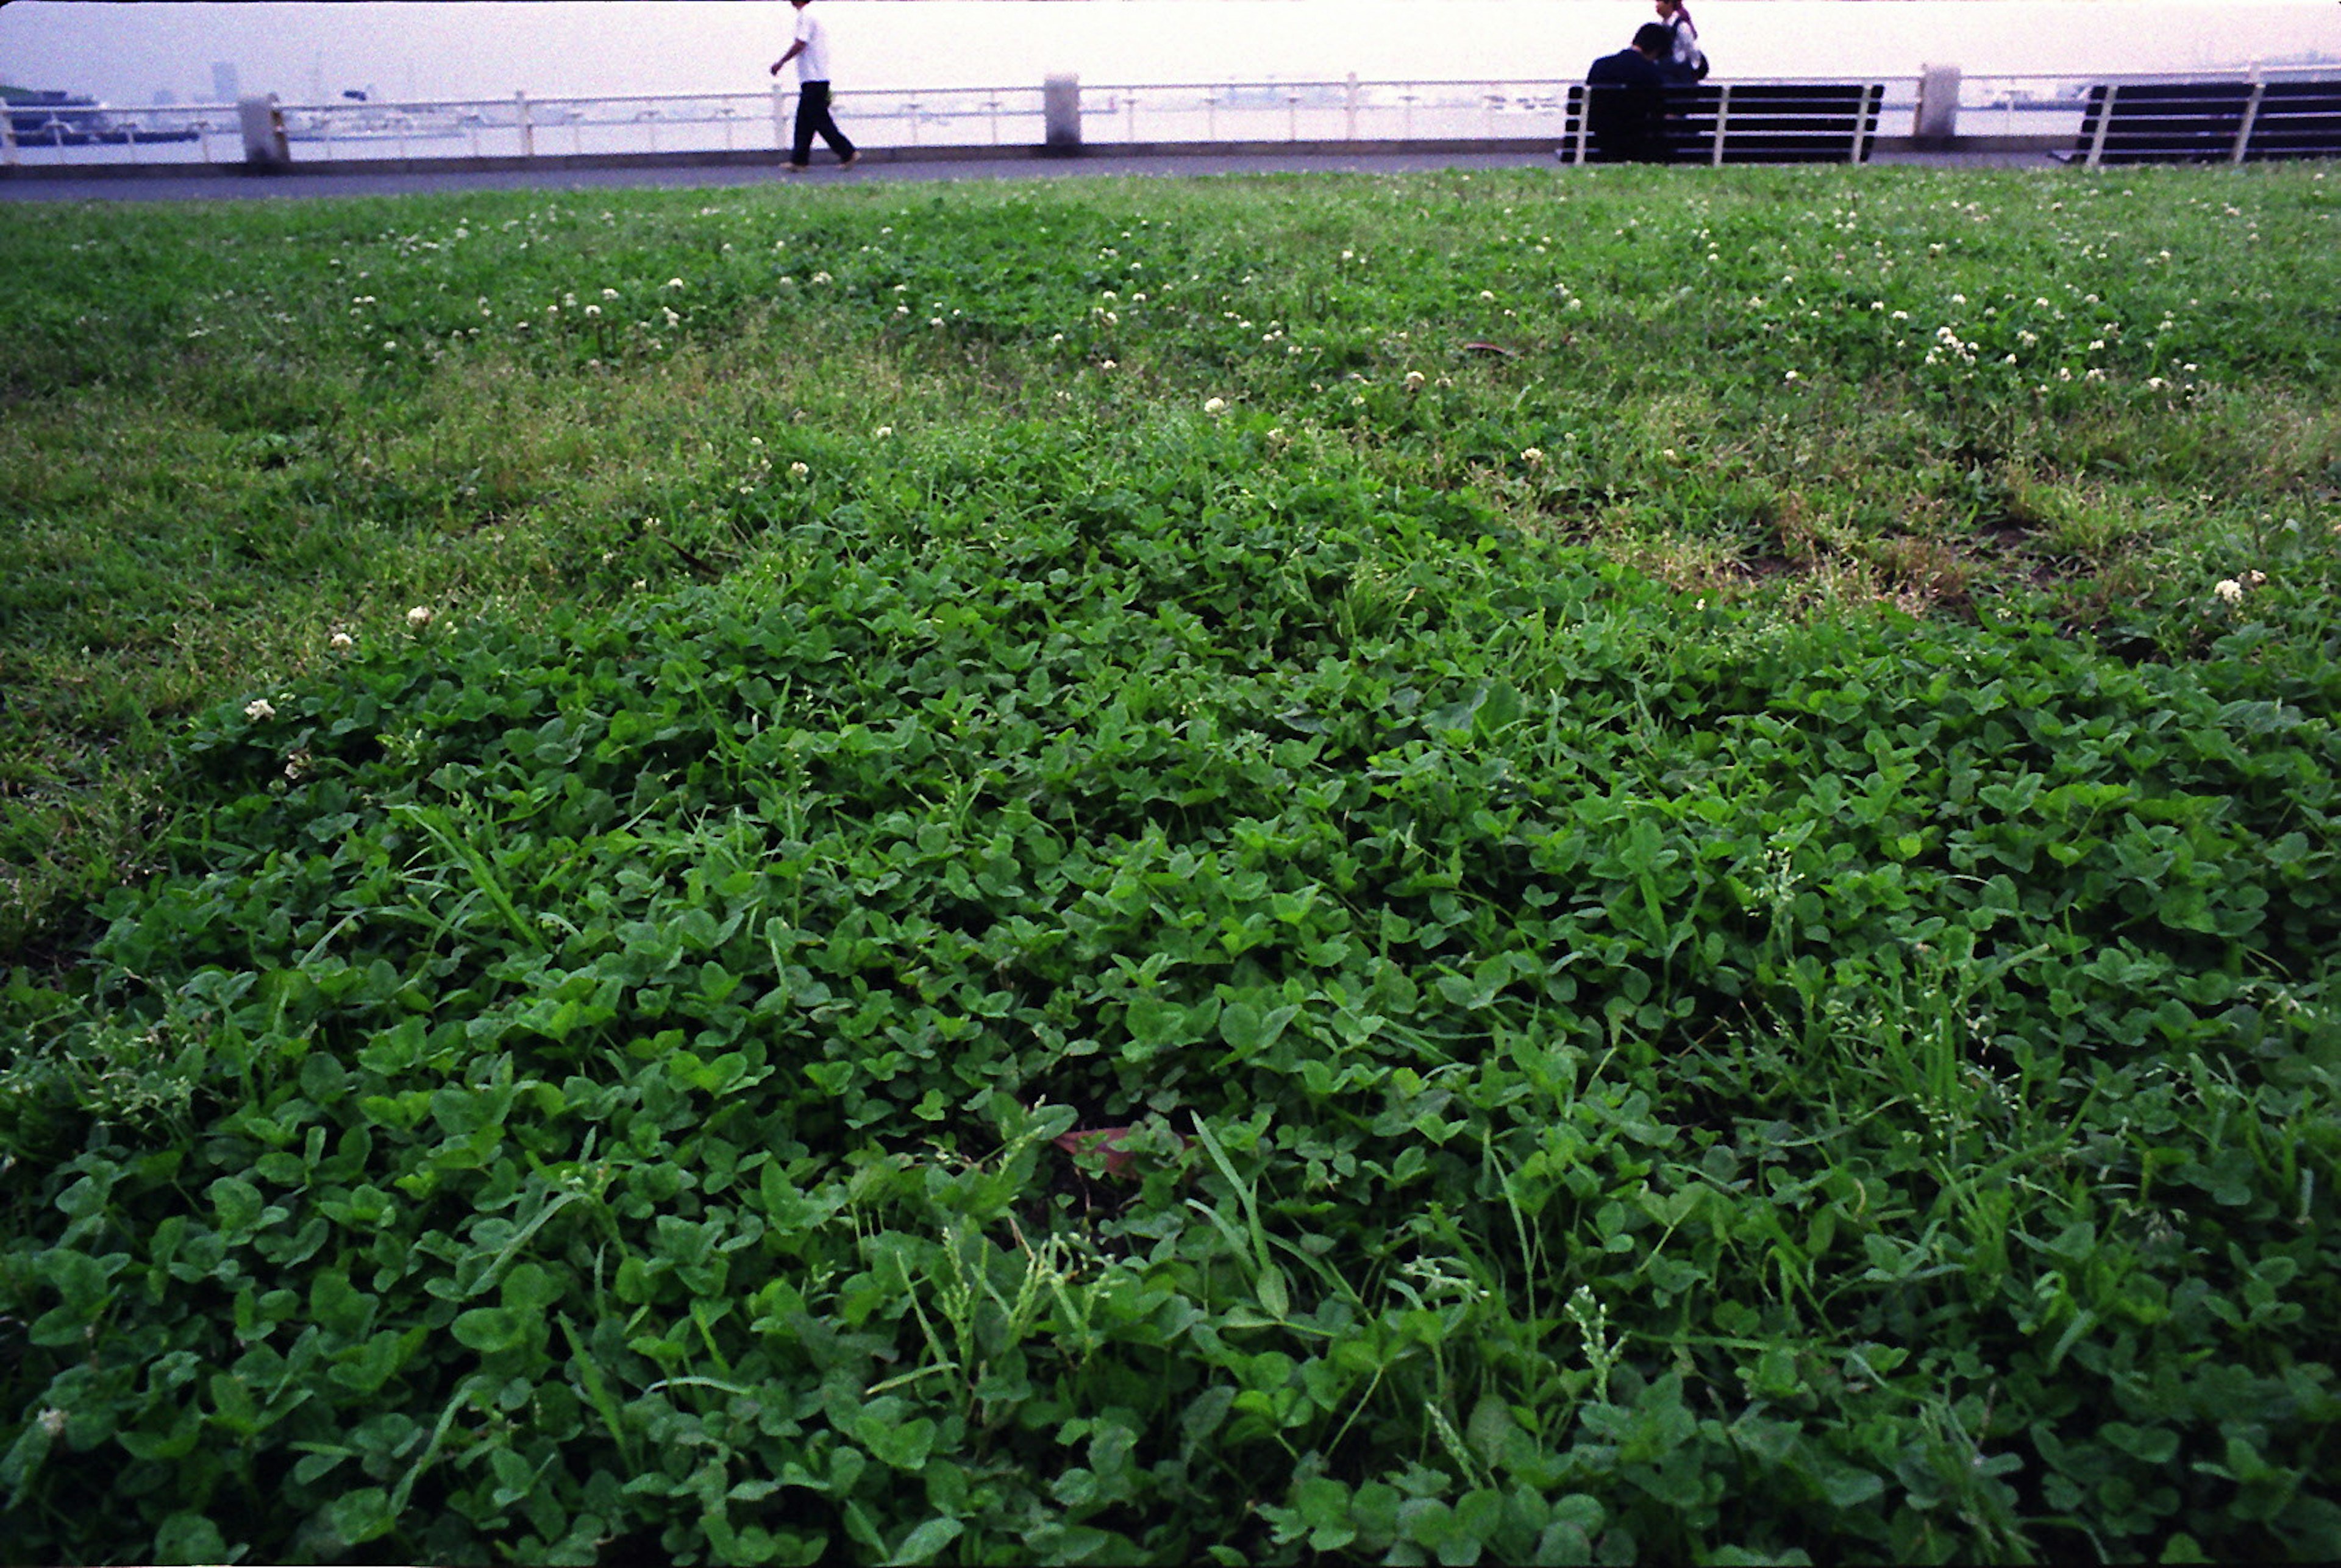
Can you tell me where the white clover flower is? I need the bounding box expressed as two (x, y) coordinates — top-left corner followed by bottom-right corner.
(330, 632), (354, 651)
(583, 304), (601, 318)
(1100, 359), (1117, 371)
(2147, 376), (2169, 390)
(1203, 397), (1227, 415)
(930, 317), (945, 328)
(244, 698), (276, 721)
(789, 461), (810, 479)
(2215, 579), (2243, 604)
(1101, 290), (1118, 302)
(38, 1409), (66, 1438)
(1478, 290), (1496, 302)
(1404, 371), (1425, 389)
(666, 277), (685, 290)
(1951, 293), (1967, 304)
(896, 305), (910, 316)
(1520, 447), (1545, 465)
(2247, 569), (2267, 587)
(875, 425), (894, 438)
(405, 605), (433, 629)
(1784, 369), (1802, 382)
(601, 288), (619, 301)
(1131, 291), (1147, 303)
(1050, 332), (1065, 344)
(1891, 310), (1909, 322)
(1267, 427), (1285, 441)
(811, 271), (832, 285)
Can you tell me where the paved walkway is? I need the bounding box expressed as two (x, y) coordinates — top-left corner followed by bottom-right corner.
(0, 144), (2058, 204)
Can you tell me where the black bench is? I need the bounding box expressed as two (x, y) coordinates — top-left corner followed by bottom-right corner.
(1561, 81), (1884, 166)
(2070, 78), (2341, 166)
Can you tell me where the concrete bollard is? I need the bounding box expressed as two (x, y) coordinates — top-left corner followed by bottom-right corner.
(1914, 65), (1961, 145)
(239, 95), (290, 166)
(1043, 74), (1081, 154)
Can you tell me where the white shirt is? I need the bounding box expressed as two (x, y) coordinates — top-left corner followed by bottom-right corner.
(793, 10), (832, 84)
(1668, 15), (1703, 75)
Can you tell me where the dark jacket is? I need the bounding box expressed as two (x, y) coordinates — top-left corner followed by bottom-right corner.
(1585, 48), (1671, 163)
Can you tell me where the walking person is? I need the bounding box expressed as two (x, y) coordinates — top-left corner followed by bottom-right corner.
(770, 0), (858, 172)
(1653, 0), (1708, 84)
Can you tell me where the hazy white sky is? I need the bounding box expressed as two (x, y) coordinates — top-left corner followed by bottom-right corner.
(2, 1), (2333, 104)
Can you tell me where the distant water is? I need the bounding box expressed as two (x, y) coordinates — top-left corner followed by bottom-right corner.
(4, 1), (2334, 108)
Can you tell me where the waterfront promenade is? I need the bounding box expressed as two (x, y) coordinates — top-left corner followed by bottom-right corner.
(0, 140), (2053, 203)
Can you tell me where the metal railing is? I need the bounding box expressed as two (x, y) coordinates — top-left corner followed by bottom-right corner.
(4, 65), (2335, 169)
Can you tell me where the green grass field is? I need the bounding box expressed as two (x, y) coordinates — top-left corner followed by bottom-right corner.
(2, 163), (2338, 1564)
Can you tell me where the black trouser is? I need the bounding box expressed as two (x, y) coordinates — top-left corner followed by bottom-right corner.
(791, 80), (854, 166)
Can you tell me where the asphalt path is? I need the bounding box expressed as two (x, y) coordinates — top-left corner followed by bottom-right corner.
(0, 144), (2052, 204)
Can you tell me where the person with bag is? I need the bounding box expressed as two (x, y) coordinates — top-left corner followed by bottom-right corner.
(1653, 0), (1709, 84)
(769, 0), (858, 173)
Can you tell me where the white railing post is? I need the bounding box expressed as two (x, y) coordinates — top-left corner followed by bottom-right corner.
(2231, 80), (2265, 163)
(1044, 75), (1080, 151)
(773, 84), (789, 151)
(1345, 73), (1358, 141)
(1915, 63), (1960, 144)
(517, 91), (534, 157)
(1, 106), (16, 166)
(2085, 82), (2117, 168)
(1712, 82), (1731, 166)
(1569, 84), (1587, 165)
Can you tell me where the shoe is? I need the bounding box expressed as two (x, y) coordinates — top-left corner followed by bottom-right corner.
(839, 151), (860, 169)
(781, 162), (808, 175)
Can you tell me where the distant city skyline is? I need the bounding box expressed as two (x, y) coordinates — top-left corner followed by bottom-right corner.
(4, 1), (2334, 107)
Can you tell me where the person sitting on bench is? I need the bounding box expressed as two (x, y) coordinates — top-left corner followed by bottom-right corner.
(1586, 23), (1676, 163)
